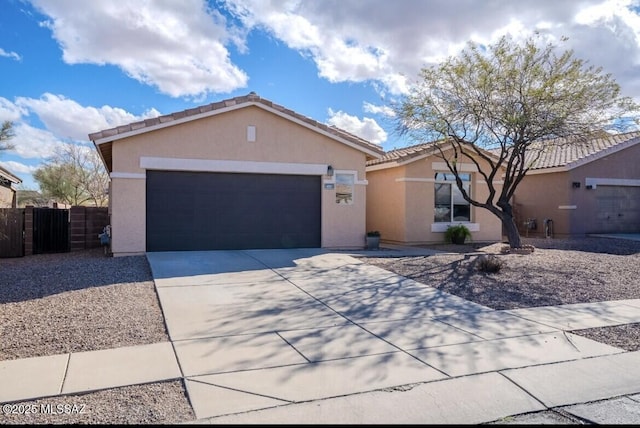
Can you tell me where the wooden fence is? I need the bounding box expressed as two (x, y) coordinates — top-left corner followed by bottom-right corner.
(0, 209), (24, 258)
(0, 206), (109, 258)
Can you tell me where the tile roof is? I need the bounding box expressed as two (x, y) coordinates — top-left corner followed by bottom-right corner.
(366, 140), (444, 167)
(526, 131), (640, 170)
(368, 131), (640, 172)
(366, 139), (500, 168)
(90, 92), (384, 172)
(0, 164), (21, 184)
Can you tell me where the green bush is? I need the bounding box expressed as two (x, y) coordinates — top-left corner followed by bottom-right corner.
(444, 224), (471, 244)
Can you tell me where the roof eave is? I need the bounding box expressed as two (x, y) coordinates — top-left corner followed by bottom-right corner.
(529, 134), (640, 173)
(0, 168), (21, 184)
(367, 142), (502, 171)
(563, 135), (640, 171)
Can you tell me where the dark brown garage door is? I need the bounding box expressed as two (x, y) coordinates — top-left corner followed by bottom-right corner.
(146, 171), (321, 251)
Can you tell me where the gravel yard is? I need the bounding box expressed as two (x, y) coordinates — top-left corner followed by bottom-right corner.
(0, 236), (638, 424)
(0, 248), (168, 360)
(361, 236), (640, 351)
(0, 248), (195, 424)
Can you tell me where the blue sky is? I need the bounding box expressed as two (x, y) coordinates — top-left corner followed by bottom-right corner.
(2, 0), (640, 190)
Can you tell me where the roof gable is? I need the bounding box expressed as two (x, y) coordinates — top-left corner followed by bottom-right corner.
(525, 131), (640, 174)
(366, 139), (501, 171)
(90, 93), (384, 172)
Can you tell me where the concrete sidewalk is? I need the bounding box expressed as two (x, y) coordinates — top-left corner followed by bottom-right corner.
(0, 342), (180, 404)
(1, 247), (640, 424)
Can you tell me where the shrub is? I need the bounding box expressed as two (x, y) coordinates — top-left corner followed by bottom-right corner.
(476, 255), (504, 274)
(444, 224), (471, 244)
(367, 230), (381, 237)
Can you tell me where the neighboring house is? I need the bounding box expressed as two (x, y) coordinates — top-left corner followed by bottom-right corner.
(89, 92), (384, 256)
(513, 131), (640, 238)
(0, 165), (22, 208)
(366, 142), (504, 245)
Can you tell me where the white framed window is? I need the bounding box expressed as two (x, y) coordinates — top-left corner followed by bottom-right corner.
(335, 173), (354, 205)
(434, 172), (471, 222)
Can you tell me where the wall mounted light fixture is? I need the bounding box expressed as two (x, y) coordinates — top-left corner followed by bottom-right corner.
(327, 165), (334, 177)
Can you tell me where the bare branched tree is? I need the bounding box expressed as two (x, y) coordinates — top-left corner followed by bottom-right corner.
(396, 35), (639, 248)
(33, 144), (109, 207)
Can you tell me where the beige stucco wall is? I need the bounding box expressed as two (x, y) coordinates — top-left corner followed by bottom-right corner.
(108, 105), (372, 254)
(366, 166), (407, 242)
(516, 142), (640, 237)
(0, 185), (15, 208)
(367, 155), (503, 244)
(110, 177), (146, 255)
(514, 171), (571, 238)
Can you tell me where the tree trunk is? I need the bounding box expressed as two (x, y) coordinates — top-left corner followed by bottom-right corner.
(502, 215), (522, 248)
(497, 198), (522, 248)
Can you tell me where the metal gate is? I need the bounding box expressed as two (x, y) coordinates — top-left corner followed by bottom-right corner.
(0, 208), (24, 258)
(33, 208), (70, 254)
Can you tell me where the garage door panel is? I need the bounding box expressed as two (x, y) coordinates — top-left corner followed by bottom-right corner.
(146, 171), (321, 251)
(593, 186), (640, 233)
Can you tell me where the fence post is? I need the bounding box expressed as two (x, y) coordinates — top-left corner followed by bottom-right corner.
(85, 207), (109, 249)
(24, 205), (33, 256)
(70, 206), (86, 251)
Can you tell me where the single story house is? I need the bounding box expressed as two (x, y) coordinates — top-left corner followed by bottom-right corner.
(0, 165), (21, 208)
(513, 131), (640, 237)
(365, 142), (504, 245)
(89, 93), (384, 256)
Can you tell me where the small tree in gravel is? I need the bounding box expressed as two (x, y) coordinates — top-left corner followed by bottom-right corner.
(396, 34), (639, 248)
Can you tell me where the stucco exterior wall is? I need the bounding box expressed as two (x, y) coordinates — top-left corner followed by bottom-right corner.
(569, 143), (640, 234)
(575, 142), (640, 179)
(367, 155), (503, 245)
(366, 166), (407, 242)
(514, 171), (572, 238)
(516, 142), (640, 237)
(110, 177), (146, 255)
(108, 106), (371, 254)
(0, 185), (15, 208)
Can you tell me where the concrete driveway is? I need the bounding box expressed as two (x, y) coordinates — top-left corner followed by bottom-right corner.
(145, 249), (638, 423)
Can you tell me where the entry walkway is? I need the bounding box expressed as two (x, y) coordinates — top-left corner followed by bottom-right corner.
(1, 248), (640, 424)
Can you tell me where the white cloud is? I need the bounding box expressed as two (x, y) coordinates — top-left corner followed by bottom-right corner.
(1, 93), (163, 165)
(363, 102), (395, 118)
(9, 123), (63, 159)
(222, 0), (640, 101)
(31, 0), (248, 98)
(16, 93), (160, 141)
(0, 160), (37, 175)
(0, 97), (27, 122)
(225, 0), (406, 91)
(327, 108), (387, 145)
(0, 48), (22, 61)
(25, 0), (640, 103)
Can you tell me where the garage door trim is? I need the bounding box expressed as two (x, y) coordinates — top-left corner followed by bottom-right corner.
(585, 177), (640, 189)
(140, 156), (329, 176)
